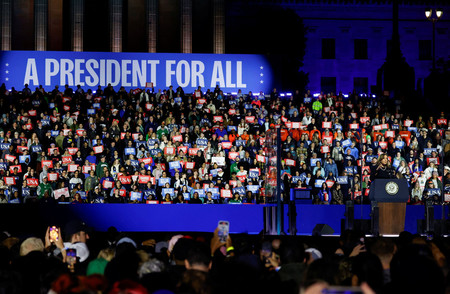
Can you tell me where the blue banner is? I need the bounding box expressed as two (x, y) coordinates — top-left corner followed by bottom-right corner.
(0, 51), (273, 93)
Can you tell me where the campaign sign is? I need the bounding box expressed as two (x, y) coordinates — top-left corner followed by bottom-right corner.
(158, 177), (171, 187)
(196, 138), (208, 147)
(221, 189), (232, 198)
(310, 158), (321, 167)
(143, 190), (156, 200)
(233, 187), (246, 195)
(19, 155), (30, 163)
(130, 191), (143, 201)
(424, 148), (437, 156)
(337, 176), (348, 185)
(247, 185), (260, 194)
(54, 187), (70, 200)
(124, 148), (136, 156)
(102, 180), (114, 189)
(4, 177), (16, 186)
(31, 145), (42, 153)
(1, 51), (273, 93)
(235, 140), (246, 147)
(169, 161), (182, 170)
(26, 178), (39, 187)
(0, 143), (11, 150)
(342, 139), (352, 148)
(194, 189), (206, 198)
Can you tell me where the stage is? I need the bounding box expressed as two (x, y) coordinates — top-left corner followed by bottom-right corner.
(1, 204), (448, 236)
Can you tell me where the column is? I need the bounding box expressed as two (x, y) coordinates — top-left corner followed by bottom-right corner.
(180, 0), (192, 53)
(147, 0), (157, 53)
(213, 0), (225, 54)
(35, 0), (47, 51)
(1, 0), (11, 50)
(110, 0), (122, 52)
(71, 0), (83, 51)
(48, 0), (63, 51)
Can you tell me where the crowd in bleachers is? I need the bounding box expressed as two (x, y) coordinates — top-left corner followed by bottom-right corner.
(0, 82), (449, 204)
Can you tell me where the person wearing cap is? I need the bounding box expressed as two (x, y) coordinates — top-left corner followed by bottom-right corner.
(96, 156), (109, 179)
(63, 220), (91, 265)
(37, 176), (52, 199)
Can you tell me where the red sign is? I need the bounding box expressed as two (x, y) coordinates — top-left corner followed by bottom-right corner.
(228, 152), (239, 160)
(102, 180), (114, 189)
(47, 173), (58, 181)
(221, 142), (232, 149)
(164, 147), (175, 155)
(68, 164), (79, 172)
(322, 121), (332, 129)
(139, 157), (153, 165)
(177, 146), (188, 154)
(172, 135), (183, 142)
(138, 175), (151, 184)
(93, 145), (104, 154)
(4, 177), (16, 185)
(360, 117), (370, 124)
(41, 160), (53, 168)
(185, 162), (195, 169)
(62, 156), (72, 164)
(188, 148), (199, 156)
(67, 148), (78, 155)
(221, 189), (232, 198)
(9, 165), (22, 173)
(119, 176), (132, 185)
(245, 116), (255, 123)
(256, 154), (266, 163)
(26, 178), (39, 187)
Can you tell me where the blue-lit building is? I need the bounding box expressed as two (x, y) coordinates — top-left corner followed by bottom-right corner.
(227, 0), (450, 95)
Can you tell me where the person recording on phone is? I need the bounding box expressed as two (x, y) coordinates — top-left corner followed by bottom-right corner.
(374, 154), (396, 179)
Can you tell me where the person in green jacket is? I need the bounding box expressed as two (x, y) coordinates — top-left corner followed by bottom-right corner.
(96, 156), (109, 179)
(37, 177), (52, 199)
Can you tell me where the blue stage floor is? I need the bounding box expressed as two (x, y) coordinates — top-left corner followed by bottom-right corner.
(1, 204), (447, 235)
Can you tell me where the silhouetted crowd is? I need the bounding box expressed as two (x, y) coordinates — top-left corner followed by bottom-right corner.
(0, 82), (449, 205)
(0, 220), (449, 294)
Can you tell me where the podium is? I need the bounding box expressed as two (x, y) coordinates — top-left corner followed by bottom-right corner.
(369, 179), (409, 235)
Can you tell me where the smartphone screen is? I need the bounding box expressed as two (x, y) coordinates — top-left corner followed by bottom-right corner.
(66, 248), (77, 272)
(218, 220), (229, 243)
(49, 226), (59, 242)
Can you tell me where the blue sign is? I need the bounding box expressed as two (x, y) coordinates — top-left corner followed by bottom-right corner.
(124, 148), (136, 156)
(247, 185), (260, 193)
(233, 187), (246, 195)
(235, 140), (246, 147)
(0, 51), (273, 93)
(337, 176), (348, 184)
(342, 139), (352, 148)
(143, 189), (156, 200)
(196, 138), (208, 147)
(169, 161), (181, 170)
(424, 148), (437, 156)
(31, 145), (42, 153)
(158, 177), (171, 187)
(130, 191), (142, 201)
(0, 143), (10, 150)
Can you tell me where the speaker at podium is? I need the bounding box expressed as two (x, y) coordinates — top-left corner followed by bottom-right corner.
(369, 179), (409, 235)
